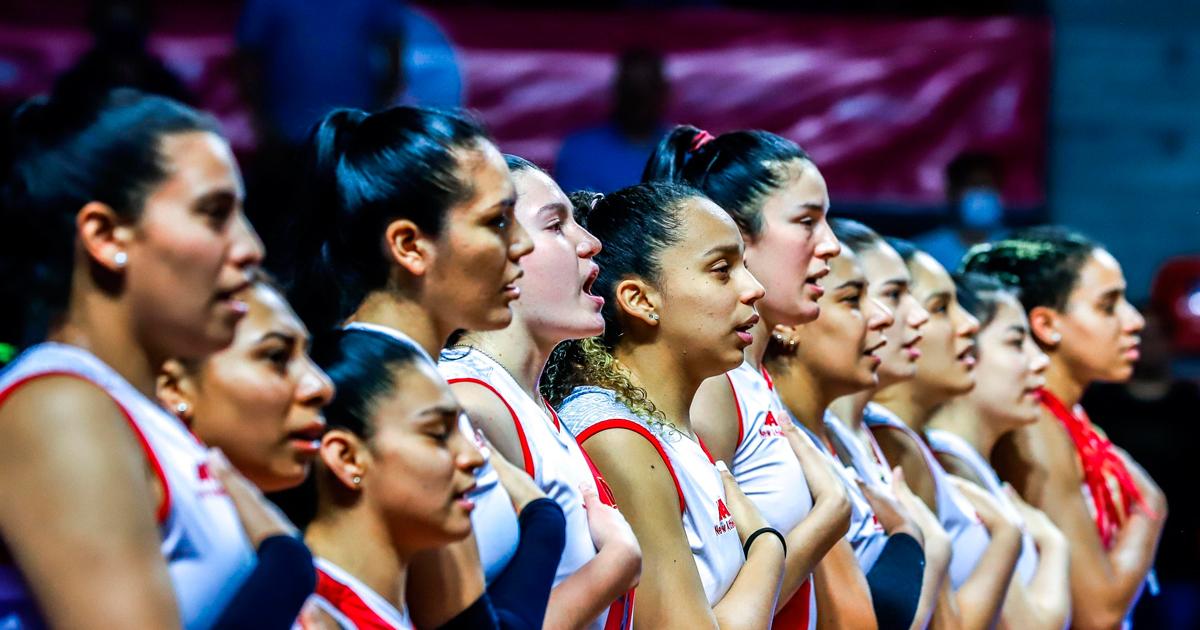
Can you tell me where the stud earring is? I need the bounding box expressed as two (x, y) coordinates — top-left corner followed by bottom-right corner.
(352, 475), (362, 486)
(113, 251), (127, 267)
(1049, 332), (1062, 343)
(175, 402), (189, 415)
(648, 313), (660, 321)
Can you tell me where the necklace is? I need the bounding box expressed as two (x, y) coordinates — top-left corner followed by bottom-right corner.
(453, 343), (547, 410)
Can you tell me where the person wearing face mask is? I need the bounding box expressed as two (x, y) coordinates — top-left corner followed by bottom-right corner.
(866, 239), (1023, 630)
(544, 182), (787, 629)
(644, 125), (851, 629)
(439, 157), (641, 630)
(963, 228), (1167, 630)
(925, 273), (1072, 629)
(914, 152), (1008, 273)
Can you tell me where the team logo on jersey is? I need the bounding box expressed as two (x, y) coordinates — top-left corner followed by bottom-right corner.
(713, 498), (736, 535)
(759, 411), (785, 438)
(196, 462), (228, 498)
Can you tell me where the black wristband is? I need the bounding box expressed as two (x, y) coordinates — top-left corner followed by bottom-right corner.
(743, 527), (786, 558)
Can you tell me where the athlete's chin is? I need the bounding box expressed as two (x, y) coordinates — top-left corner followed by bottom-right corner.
(475, 306), (515, 332)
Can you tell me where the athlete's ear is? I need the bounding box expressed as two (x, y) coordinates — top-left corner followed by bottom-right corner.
(385, 218), (434, 277)
(1028, 305), (1062, 349)
(615, 278), (661, 327)
(320, 429), (369, 492)
(157, 359), (200, 422)
(77, 200), (134, 274)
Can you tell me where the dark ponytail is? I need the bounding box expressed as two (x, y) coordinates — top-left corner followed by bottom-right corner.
(642, 124), (811, 238)
(281, 106), (492, 334)
(1, 88), (218, 346)
(960, 226), (1099, 313)
(541, 182), (704, 419)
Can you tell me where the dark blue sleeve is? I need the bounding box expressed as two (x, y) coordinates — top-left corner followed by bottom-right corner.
(436, 592), (501, 630)
(213, 534), (315, 629)
(865, 533), (925, 630)
(486, 497), (567, 630)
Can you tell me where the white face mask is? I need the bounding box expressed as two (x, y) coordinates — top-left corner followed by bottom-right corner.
(959, 187), (1003, 230)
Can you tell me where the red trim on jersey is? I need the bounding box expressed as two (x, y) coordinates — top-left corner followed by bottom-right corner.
(0, 371), (171, 523)
(577, 419), (686, 514)
(724, 373), (746, 448)
(577, 443), (637, 630)
(315, 567), (405, 629)
(760, 365), (775, 390)
(447, 377), (535, 479)
(773, 578), (813, 629)
(543, 398), (562, 432)
(697, 436), (718, 465)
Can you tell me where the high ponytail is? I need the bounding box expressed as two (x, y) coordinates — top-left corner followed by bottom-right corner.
(643, 124), (810, 238)
(279, 105), (493, 334)
(1, 88), (217, 347)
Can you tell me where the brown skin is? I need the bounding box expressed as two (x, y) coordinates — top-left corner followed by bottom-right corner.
(452, 168), (642, 630)
(301, 360), (486, 629)
(993, 249), (1166, 630)
(341, 138), (541, 628)
(0, 130), (263, 628)
(581, 197), (786, 629)
(158, 283), (334, 493)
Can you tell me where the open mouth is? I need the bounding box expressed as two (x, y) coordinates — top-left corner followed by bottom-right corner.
(454, 482), (479, 511)
(902, 335), (923, 359)
(805, 266), (829, 296)
(734, 313), (760, 344)
(863, 337), (887, 359)
(956, 343), (978, 367)
(582, 265), (603, 307)
(215, 278), (253, 314)
(286, 420), (326, 454)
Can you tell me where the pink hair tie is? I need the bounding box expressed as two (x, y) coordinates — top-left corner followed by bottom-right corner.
(690, 130), (716, 152)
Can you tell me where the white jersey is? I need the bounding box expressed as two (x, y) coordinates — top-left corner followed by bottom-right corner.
(0, 343), (255, 630)
(341, 323), (519, 584)
(723, 362), (816, 629)
(304, 557), (413, 629)
(439, 347), (632, 630)
(863, 403), (991, 589)
(802, 411), (889, 571)
(559, 386), (744, 606)
(926, 429), (1038, 584)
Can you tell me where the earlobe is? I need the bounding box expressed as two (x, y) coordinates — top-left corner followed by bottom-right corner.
(320, 430), (367, 491)
(77, 201), (131, 273)
(1028, 306), (1061, 348)
(615, 278), (661, 326)
(384, 219), (431, 277)
(156, 359), (197, 421)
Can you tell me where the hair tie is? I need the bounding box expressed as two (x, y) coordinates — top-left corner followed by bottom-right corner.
(690, 130), (716, 153)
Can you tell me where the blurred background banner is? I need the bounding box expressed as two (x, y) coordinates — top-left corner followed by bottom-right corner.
(0, 7), (1051, 211)
(430, 9), (1051, 211)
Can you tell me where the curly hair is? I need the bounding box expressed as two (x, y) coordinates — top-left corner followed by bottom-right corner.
(540, 182), (705, 422)
(961, 226), (1099, 313)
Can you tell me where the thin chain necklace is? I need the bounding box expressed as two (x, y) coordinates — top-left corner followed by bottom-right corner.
(454, 343), (549, 412)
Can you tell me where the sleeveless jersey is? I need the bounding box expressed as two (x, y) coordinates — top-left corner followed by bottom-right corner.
(559, 386), (744, 606)
(303, 557), (413, 629)
(0, 343), (255, 629)
(799, 411), (890, 571)
(723, 362), (816, 629)
(863, 403), (990, 589)
(439, 347), (632, 630)
(926, 429), (1038, 584)
(341, 323), (519, 584)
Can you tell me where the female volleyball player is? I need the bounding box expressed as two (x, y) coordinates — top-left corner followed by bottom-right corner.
(544, 182), (787, 629)
(0, 89), (268, 628)
(963, 228), (1167, 629)
(924, 272), (1071, 629)
(440, 156), (641, 630)
(644, 126), (850, 628)
(766, 237), (936, 630)
(867, 240), (1022, 630)
(288, 106), (562, 629)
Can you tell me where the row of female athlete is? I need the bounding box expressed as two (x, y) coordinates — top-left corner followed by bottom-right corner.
(0, 87), (1166, 630)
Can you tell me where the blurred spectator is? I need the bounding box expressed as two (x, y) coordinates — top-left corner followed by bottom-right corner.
(555, 48), (670, 193)
(394, 7), (463, 109)
(236, 0), (407, 146)
(53, 0), (191, 106)
(913, 151), (1007, 271)
(1083, 308), (1200, 629)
